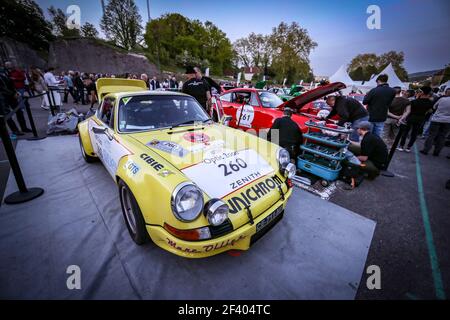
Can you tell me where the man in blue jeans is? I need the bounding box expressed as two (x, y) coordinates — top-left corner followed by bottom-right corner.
(363, 74), (396, 137)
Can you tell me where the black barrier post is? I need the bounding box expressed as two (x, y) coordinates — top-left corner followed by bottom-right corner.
(46, 90), (56, 116)
(381, 125), (404, 178)
(0, 115), (44, 204)
(24, 98), (46, 141)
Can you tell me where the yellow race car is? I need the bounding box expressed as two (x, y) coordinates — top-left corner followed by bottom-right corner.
(78, 78), (296, 258)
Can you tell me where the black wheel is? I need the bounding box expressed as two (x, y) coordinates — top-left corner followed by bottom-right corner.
(118, 180), (150, 245)
(79, 135), (97, 163)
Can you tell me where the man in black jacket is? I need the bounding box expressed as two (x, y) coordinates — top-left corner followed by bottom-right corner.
(268, 107), (303, 161)
(363, 74), (396, 138)
(325, 95), (369, 141)
(348, 121), (388, 180)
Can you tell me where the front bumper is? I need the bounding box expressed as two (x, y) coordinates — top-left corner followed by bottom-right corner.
(147, 188), (293, 258)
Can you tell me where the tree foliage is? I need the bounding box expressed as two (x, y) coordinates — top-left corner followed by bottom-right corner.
(81, 22), (99, 38)
(234, 22), (316, 83)
(0, 0), (53, 51)
(48, 6), (80, 37)
(347, 51), (409, 81)
(144, 13), (234, 75)
(100, 0), (143, 50)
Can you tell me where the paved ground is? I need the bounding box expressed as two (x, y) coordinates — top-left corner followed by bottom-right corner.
(0, 96), (449, 300)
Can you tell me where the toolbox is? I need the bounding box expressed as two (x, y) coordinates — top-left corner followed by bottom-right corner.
(297, 120), (353, 186)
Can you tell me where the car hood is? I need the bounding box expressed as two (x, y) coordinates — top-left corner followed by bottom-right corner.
(129, 124), (285, 228)
(278, 82), (346, 110)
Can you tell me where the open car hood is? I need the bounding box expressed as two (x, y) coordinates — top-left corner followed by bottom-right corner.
(96, 78), (148, 99)
(278, 82), (346, 110)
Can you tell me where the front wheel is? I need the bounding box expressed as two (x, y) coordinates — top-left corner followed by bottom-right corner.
(118, 180), (150, 245)
(79, 135), (97, 163)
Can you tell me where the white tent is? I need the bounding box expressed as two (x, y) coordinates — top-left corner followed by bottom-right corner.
(364, 63), (407, 89)
(329, 65), (354, 86)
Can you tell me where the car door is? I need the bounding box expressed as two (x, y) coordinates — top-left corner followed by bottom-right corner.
(88, 96), (130, 178)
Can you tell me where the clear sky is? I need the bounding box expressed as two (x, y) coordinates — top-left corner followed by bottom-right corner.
(36, 0), (450, 76)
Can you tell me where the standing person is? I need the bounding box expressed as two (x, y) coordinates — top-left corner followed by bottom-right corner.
(324, 95), (369, 142)
(348, 121), (388, 180)
(0, 68), (29, 136)
(397, 86), (434, 152)
(194, 67), (222, 95)
(182, 66), (211, 112)
(149, 76), (160, 90)
(43, 67), (60, 87)
(140, 74), (149, 88)
(169, 76), (178, 89)
(73, 72), (85, 105)
(267, 107), (303, 161)
(363, 74), (396, 137)
(383, 86), (410, 144)
(420, 88), (450, 156)
(83, 76), (98, 109)
(63, 71), (75, 103)
(4, 61), (26, 98)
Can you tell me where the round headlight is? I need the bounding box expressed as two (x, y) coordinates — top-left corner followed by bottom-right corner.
(285, 163), (296, 179)
(277, 148), (291, 169)
(204, 199), (229, 226)
(171, 183), (204, 222)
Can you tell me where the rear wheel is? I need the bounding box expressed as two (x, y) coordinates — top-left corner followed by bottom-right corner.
(79, 135), (97, 163)
(118, 180), (150, 245)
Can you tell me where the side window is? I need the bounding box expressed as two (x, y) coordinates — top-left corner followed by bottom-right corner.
(220, 92), (232, 102)
(249, 93), (260, 107)
(98, 97), (115, 125)
(233, 91), (251, 104)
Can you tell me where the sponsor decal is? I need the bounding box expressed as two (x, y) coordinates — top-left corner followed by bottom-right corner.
(181, 149), (274, 199)
(140, 153), (164, 171)
(122, 97), (132, 105)
(165, 234), (246, 253)
(147, 140), (189, 157)
(124, 159), (140, 175)
(183, 132), (210, 144)
(226, 175), (284, 214)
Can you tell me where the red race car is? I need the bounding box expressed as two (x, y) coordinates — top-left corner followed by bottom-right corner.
(210, 82), (346, 133)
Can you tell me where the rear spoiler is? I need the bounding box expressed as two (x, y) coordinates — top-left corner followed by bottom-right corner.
(96, 78), (148, 99)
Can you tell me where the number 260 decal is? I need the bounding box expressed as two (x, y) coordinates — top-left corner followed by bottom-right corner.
(218, 158), (247, 176)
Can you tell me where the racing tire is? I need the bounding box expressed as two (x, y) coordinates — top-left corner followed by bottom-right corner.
(118, 180), (151, 245)
(79, 135), (97, 163)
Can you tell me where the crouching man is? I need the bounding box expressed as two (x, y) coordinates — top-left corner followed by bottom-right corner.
(348, 121), (388, 180)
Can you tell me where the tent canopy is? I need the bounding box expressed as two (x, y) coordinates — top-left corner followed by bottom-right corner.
(329, 65), (354, 86)
(364, 63), (407, 89)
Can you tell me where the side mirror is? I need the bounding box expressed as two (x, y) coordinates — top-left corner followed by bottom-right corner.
(221, 115), (232, 127)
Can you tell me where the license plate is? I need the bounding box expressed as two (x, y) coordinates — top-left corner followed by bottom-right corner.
(256, 205), (283, 233)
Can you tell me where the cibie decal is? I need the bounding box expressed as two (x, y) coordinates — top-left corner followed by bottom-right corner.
(226, 175), (284, 214)
(183, 132), (210, 144)
(124, 159), (140, 175)
(140, 153), (164, 171)
(147, 140), (188, 157)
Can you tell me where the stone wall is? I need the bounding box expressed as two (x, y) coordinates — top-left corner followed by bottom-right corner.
(48, 38), (158, 75)
(0, 37), (46, 69)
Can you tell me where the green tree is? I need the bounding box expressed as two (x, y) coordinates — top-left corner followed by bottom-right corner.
(233, 37), (252, 68)
(100, 0), (143, 50)
(0, 0), (53, 51)
(349, 66), (364, 81)
(269, 22), (317, 83)
(144, 14), (235, 74)
(348, 51), (409, 81)
(441, 65), (450, 84)
(81, 22), (99, 38)
(48, 6), (80, 37)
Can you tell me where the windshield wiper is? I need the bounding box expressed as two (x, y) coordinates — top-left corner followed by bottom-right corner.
(170, 119), (210, 129)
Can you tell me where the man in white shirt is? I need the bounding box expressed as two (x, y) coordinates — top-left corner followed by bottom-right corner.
(43, 67), (60, 87)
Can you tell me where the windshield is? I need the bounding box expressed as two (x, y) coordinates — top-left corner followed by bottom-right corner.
(258, 92), (284, 108)
(118, 95), (210, 132)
